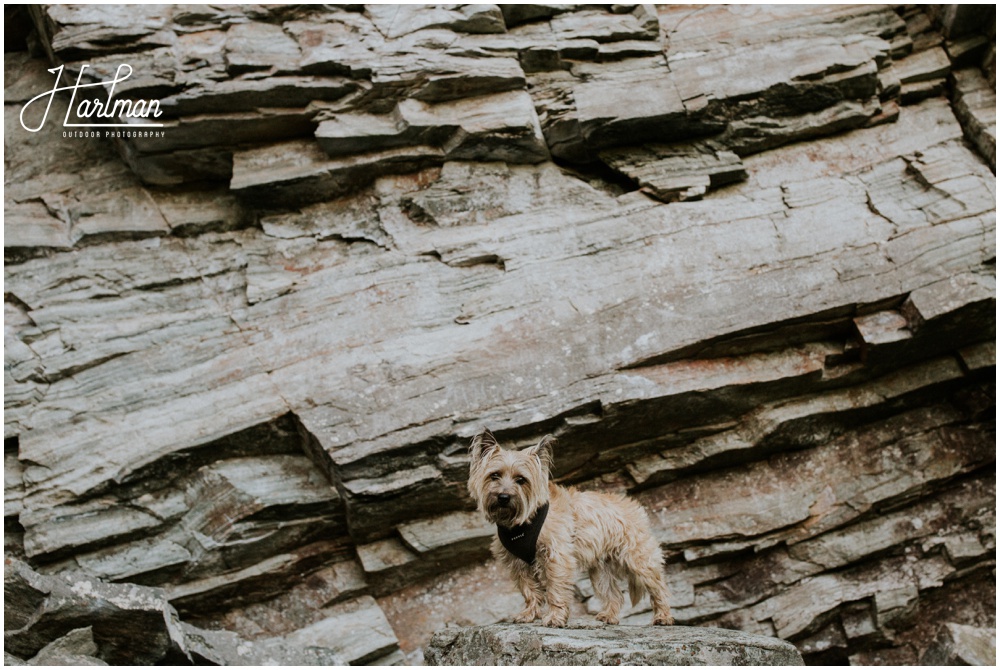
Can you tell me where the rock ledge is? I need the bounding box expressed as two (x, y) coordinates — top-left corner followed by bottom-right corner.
(425, 623), (804, 666)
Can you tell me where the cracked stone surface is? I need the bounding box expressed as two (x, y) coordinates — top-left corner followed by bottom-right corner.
(4, 3), (996, 666)
(425, 622), (804, 665)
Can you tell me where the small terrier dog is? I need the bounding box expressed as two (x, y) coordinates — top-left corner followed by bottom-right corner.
(468, 429), (673, 627)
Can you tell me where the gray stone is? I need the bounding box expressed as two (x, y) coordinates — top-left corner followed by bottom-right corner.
(894, 46), (951, 84)
(397, 509), (493, 557)
(547, 6), (660, 44)
(357, 537), (419, 576)
(39, 5), (174, 59)
(902, 273), (996, 333)
(4, 4), (996, 666)
(178, 621), (345, 666)
(27, 627), (106, 666)
(655, 4), (907, 53)
(3, 556), (181, 664)
(425, 623), (803, 665)
(158, 75), (358, 117)
(921, 623), (997, 665)
(22, 448), (344, 580)
(786, 479), (993, 573)
(365, 5), (506, 39)
(854, 309), (912, 356)
(640, 402), (991, 563)
(189, 556), (371, 644)
(900, 79), (945, 105)
(5, 450), (25, 518)
(600, 142), (746, 202)
(627, 355), (970, 488)
(150, 189), (248, 237)
(238, 90), (548, 205)
(4, 652), (27, 666)
(951, 67), (997, 169)
(286, 15), (384, 79)
(224, 22), (301, 76)
(164, 540), (352, 613)
(315, 90), (548, 165)
(365, 51), (526, 106)
(526, 5), (898, 161)
(284, 596), (400, 665)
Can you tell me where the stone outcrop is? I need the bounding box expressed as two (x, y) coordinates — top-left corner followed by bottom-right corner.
(426, 623), (804, 665)
(4, 3), (995, 666)
(3, 555), (384, 665)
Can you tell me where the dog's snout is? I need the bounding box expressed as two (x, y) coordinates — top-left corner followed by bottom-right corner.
(497, 493), (511, 505)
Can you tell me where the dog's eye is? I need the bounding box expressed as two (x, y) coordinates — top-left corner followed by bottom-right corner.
(490, 472), (501, 481)
(515, 476), (526, 485)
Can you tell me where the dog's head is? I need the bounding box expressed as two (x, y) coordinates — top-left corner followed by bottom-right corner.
(467, 429), (553, 528)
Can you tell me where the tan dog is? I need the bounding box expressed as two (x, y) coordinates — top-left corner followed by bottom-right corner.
(468, 429), (673, 627)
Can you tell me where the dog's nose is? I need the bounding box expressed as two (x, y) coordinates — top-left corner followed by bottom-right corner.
(497, 493), (511, 506)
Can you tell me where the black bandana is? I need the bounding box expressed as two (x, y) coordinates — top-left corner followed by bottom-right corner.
(497, 502), (549, 564)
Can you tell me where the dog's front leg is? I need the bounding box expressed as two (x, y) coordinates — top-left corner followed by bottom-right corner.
(540, 551), (575, 627)
(511, 561), (544, 623)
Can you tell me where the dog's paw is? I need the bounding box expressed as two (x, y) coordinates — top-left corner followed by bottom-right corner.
(653, 613), (675, 626)
(595, 612), (620, 625)
(513, 608), (539, 624)
(542, 610), (569, 628)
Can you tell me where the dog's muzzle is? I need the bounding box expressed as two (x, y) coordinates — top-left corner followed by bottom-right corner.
(487, 493), (517, 522)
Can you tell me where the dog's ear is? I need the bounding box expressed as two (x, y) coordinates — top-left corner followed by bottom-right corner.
(470, 428), (500, 464)
(527, 435), (555, 472)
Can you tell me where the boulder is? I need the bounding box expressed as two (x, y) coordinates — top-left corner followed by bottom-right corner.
(425, 623), (804, 665)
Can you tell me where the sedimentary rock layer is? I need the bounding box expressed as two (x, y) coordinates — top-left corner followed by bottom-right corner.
(5, 3), (995, 665)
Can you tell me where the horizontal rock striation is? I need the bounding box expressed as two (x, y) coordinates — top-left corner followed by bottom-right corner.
(5, 3), (996, 665)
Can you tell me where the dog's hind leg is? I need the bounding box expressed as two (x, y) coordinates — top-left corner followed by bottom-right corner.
(590, 563), (625, 625)
(623, 543), (674, 626)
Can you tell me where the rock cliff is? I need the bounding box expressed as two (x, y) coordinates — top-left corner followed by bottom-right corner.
(4, 3), (996, 665)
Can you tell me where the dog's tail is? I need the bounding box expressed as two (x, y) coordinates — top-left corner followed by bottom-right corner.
(627, 575), (647, 608)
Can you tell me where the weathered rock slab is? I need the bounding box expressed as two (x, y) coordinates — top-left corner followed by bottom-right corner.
(425, 623), (804, 665)
(4, 555), (182, 664)
(4, 3), (996, 666)
(920, 622), (997, 666)
(3, 554), (370, 665)
(951, 67), (997, 170)
(24, 627), (107, 666)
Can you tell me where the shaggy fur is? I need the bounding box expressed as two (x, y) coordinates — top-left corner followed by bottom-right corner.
(468, 429), (674, 627)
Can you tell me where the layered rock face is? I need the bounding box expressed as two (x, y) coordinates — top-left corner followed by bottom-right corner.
(4, 3), (996, 666)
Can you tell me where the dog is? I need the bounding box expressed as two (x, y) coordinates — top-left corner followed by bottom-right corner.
(468, 429), (673, 627)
